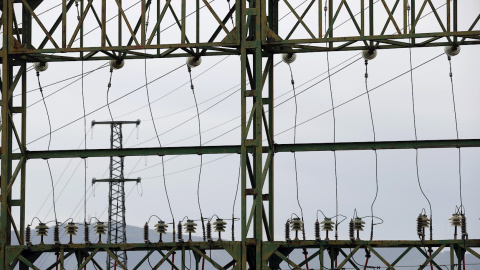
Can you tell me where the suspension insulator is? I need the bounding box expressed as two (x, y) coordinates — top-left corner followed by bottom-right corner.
(321, 218), (334, 232)
(34, 62), (48, 72)
(177, 221), (183, 242)
(144, 223), (150, 243)
(444, 45), (461, 57)
(349, 219), (354, 241)
(25, 225), (32, 245)
(285, 220), (291, 241)
(315, 220), (321, 241)
(35, 223), (49, 244)
(461, 215), (468, 240)
(84, 223), (90, 244)
(109, 59), (125, 70)
(186, 56), (202, 68)
(282, 53), (297, 64)
(184, 220), (197, 234)
(362, 49), (377, 61)
(207, 220), (212, 241)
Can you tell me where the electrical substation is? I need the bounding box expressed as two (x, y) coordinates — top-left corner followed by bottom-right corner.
(1, 0), (480, 269)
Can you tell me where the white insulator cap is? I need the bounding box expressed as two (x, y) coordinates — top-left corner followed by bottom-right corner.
(444, 45), (460, 57)
(34, 62), (48, 72)
(282, 53), (297, 64)
(362, 49), (377, 60)
(449, 214), (461, 226)
(109, 59), (125, 70)
(186, 56), (202, 68)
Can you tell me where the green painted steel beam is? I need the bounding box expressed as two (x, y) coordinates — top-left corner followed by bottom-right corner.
(5, 239), (480, 253)
(14, 139), (480, 160)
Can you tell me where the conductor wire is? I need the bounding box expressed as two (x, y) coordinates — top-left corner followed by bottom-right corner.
(407, 6), (433, 239)
(286, 63), (305, 235)
(364, 60), (379, 241)
(324, 2), (339, 240)
(36, 71), (58, 223)
(142, 4), (175, 225)
(187, 66), (206, 241)
(447, 55), (463, 210)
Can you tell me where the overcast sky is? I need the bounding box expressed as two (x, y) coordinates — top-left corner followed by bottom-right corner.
(8, 0), (480, 244)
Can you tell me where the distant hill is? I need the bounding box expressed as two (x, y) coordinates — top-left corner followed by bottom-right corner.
(11, 225), (477, 269)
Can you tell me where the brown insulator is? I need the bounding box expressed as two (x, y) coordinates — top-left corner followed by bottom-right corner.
(231, 216), (235, 241)
(144, 222), (149, 243)
(206, 220), (212, 241)
(84, 223), (90, 244)
(416, 214), (423, 238)
(177, 221), (183, 242)
(314, 221), (320, 241)
(285, 220), (291, 241)
(54, 224), (60, 244)
(349, 219), (355, 241)
(461, 215), (468, 240)
(25, 225), (32, 245)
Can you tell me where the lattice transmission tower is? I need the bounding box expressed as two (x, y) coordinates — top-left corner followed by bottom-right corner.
(92, 120), (141, 269)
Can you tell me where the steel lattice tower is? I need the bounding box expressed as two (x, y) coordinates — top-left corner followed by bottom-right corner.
(92, 120), (141, 270)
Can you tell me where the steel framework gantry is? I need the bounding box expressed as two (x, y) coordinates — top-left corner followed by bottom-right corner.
(1, 0), (480, 269)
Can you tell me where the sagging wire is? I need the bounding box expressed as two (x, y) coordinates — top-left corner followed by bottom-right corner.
(407, 2), (433, 242)
(286, 59), (309, 269)
(324, 2), (339, 241)
(141, 2), (176, 257)
(187, 63), (207, 242)
(78, 8), (89, 233)
(364, 59), (380, 241)
(447, 54), (464, 212)
(36, 70), (58, 225)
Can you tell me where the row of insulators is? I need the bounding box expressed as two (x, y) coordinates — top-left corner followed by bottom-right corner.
(285, 217), (365, 241)
(416, 213), (469, 241)
(33, 55), (203, 74)
(26, 222), (107, 245)
(143, 219), (228, 243)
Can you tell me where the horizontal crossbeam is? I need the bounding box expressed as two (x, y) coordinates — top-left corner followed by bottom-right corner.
(14, 139), (480, 159)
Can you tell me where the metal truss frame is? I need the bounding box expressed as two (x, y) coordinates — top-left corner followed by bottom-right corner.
(1, 0), (480, 269)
